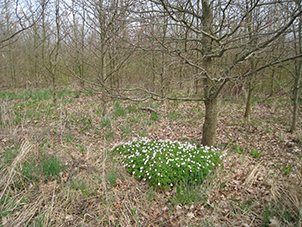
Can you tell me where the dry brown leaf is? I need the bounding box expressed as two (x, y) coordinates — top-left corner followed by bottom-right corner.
(153, 208), (160, 217)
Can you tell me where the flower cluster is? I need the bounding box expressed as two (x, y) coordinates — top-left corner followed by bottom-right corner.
(113, 137), (225, 188)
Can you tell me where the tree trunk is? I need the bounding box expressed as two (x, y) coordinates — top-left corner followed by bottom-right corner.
(244, 81), (254, 121)
(290, 61), (301, 132)
(291, 4), (302, 133)
(200, 0), (216, 147)
(202, 95), (218, 147)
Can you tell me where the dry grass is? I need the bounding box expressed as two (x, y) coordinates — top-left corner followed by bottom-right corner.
(0, 91), (301, 226)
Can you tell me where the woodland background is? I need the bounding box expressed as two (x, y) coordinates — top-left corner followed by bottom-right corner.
(0, 0), (302, 226)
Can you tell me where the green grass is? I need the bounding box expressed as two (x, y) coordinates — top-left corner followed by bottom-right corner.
(263, 201), (299, 226)
(19, 158), (42, 185)
(234, 143), (244, 154)
(138, 128), (148, 137)
(121, 125), (132, 135)
(168, 110), (181, 121)
(70, 177), (94, 197)
(170, 183), (207, 205)
(281, 165), (292, 177)
(126, 105), (138, 113)
(149, 112), (160, 121)
(3, 145), (19, 164)
(0, 89), (83, 103)
(80, 117), (93, 132)
(251, 148), (264, 158)
(114, 102), (127, 117)
(106, 164), (118, 187)
(0, 193), (20, 220)
(250, 119), (263, 127)
(101, 116), (111, 128)
(146, 188), (156, 202)
(42, 156), (62, 179)
(113, 138), (225, 188)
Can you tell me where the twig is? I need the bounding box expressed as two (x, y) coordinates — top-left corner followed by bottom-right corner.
(139, 107), (159, 115)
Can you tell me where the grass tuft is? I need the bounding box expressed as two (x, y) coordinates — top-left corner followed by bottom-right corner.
(114, 102), (127, 117)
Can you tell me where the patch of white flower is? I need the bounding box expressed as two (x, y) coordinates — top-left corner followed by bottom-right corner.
(112, 137), (226, 187)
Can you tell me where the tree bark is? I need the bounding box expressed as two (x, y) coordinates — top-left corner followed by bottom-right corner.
(200, 0), (217, 147)
(202, 93), (218, 146)
(291, 3), (302, 133)
(244, 80), (254, 121)
(290, 60), (301, 132)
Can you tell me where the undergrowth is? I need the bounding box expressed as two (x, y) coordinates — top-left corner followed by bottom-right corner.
(113, 138), (225, 188)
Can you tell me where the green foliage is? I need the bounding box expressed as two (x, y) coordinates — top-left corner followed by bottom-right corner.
(66, 133), (73, 143)
(28, 213), (50, 227)
(41, 156), (62, 180)
(114, 102), (127, 117)
(113, 138), (224, 188)
(250, 119), (263, 127)
(0, 89), (54, 101)
(80, 117), (92, 132)
(168, 110), (181, 121)
(251, 148), (264, 158)
(16, 152), (63, 186)
(237, 105), (243, 110)
(126, 105), (138, 113)
(282, 165), (292, 177)
(3, 146), (19, 164)
(150, 112), (160, 121)
(20, 159), (42, 183)
(0, 193), (19, 219)
(170, 184), (207, 205)
(101, 116), (111, 128)
(13, 110), (22, 125)
(70, 177), (93, 197)
(94, 105), (103, 116)
(146, 188), (156, 202)
(234, 143), (244, 154)
(138, 128), (148, 137)
(121, 125), (132, 136)
(265, 126), (271, 134)
(263, 201), (299, 226)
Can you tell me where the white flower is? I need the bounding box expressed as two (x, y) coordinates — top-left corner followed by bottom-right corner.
(158, 182), (161, 186)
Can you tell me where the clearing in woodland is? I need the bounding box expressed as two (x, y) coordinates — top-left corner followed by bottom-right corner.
(0, 88), (301, 226)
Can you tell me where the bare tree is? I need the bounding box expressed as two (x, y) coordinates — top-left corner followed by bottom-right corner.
(63, 0), (136, 115)
(143, 0), (302, 146)
(0, 0), (46, 48)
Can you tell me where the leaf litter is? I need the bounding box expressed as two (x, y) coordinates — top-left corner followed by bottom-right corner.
(0, 94), (301, 226)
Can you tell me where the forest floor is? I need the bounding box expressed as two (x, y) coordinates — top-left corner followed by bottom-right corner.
(0, 88), (301, 226)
